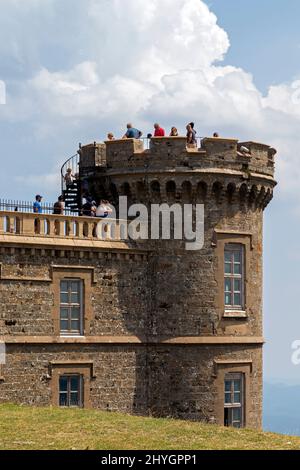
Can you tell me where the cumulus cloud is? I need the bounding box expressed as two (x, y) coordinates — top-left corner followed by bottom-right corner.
(0, 0), (299, 200)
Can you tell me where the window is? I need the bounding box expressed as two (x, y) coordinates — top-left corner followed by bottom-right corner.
(59, 375), (83, 407)
(224, 244), (244, 310)
(224, 373), (244, 428)
(60, 280), (83, 335)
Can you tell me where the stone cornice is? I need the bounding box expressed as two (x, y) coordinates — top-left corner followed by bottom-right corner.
(105, 167), (276, 185)
(0, 244), (148, 260)
(0, 335), (265, 345)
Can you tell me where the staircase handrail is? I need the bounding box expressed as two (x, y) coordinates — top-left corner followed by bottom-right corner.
(60, 152), (80, 194)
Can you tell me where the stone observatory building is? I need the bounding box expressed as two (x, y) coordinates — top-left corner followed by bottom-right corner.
(0, 136), (276, 429)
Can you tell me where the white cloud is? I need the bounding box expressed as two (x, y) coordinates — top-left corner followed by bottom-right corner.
(0, 80), (5, 104)
(0, 0), (300, 201)
(15, 171), (60, 195)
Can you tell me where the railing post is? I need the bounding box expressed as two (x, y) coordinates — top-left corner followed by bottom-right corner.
(39, 218), (46, 236)
(48, 219), (56, 236)
(8, 217), (15, 233)
(86, 220), (94, 238)
(22, 214), (35, 236)
(0, 215), (4, 234)
(77, 220), (84, 238)
(59, 219), (65, 237)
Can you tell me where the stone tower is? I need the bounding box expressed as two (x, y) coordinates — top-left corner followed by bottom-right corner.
(76, 136), (276, 428)
(0, 135), (276, 429)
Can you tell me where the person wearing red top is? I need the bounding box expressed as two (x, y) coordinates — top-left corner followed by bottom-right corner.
(154, 123), (165, 137)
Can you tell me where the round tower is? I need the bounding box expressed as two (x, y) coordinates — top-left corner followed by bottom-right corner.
(78, 136), (276, 428)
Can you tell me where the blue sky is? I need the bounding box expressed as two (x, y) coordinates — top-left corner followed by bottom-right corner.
(0, 0), (300, 383)
(209, 0), (300, 384)
(210, 0), (300, 92)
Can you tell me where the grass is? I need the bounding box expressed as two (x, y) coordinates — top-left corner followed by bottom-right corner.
(0, 404), (299, 450)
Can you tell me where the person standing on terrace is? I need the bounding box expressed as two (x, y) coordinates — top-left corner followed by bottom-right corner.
(107, 132), (115, 141)
(122, 123), (143, 139)
(64, 168), (75, 187)
(33, 195), (43, 214)
(96, 200), (113, 218)
(154, 123), (165, 137)
(170, 127), (179, 136)
(186, 123), (197, 148)
(53, 195), (65, 215)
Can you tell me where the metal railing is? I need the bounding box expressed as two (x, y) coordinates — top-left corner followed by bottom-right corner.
(60, 153), (80, 193)
(0, 199), (77, 216)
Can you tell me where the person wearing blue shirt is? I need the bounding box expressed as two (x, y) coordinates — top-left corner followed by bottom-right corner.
(33, 195), (43, 213)
(123, 123), (142, 139)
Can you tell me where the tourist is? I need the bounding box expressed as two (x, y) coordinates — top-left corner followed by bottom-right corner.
(186, 123), (197, 148)
(53, 196), (65, 215)
(96, 200), (113, 218)
(154, 123), (165, 137)
(33, 195), (43, 214)
(107, 132), (115, 141)
(82, 197), (95, 217)
(64, 168), (75, 187)
(122, 123), (143, 139)
(170, 127), (179, 137)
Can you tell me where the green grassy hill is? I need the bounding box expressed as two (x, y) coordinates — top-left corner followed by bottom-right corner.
(0, 404), (299, 450)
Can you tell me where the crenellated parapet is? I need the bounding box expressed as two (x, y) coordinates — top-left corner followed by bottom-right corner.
(78, 136), (276, 211)
(79, 136), (276, 177)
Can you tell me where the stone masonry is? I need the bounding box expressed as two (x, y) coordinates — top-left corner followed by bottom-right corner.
(0, 136), (276, 429)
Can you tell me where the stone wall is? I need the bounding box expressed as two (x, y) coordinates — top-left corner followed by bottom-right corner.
(0, 343), (262, 429)
(0, 252), (149, 338)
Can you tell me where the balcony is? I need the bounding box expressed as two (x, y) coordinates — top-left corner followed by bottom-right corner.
(0, 211), (129, 248)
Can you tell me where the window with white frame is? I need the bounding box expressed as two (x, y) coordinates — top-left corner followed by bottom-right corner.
(60, 279), (83, 335)
(224, 244), (245, 310)
(224, 373), (244, 428)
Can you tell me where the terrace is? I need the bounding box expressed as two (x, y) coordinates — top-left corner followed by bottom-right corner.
(0, 210), (128, 248)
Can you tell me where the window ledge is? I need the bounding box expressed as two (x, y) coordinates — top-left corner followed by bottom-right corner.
(60, 335), (85, 339)
(223, 311), (248, 319)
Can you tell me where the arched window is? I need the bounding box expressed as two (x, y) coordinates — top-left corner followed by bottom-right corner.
(150, 181), (160, 194)
(166, 181), (176, 194)
(197, 182), (207, 201)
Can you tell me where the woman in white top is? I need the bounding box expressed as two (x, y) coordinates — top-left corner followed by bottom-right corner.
(96, 200), (113, 218)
